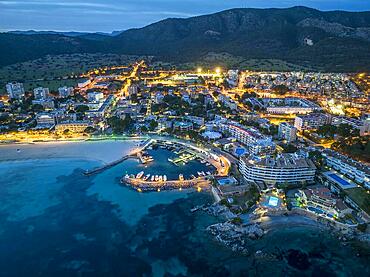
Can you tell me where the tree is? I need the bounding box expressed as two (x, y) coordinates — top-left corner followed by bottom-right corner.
(231, 217), (242, 225)
(75, 105), (89, 113)
(241, 92), (257, 101)
(357, 223), (367, 232)
(84, 126), (96, 134)
(282, 143), (298, 153)
(149, 120), (158, 131)
(31, 104), (44, 112)
(272, 84), (290, 95)
(336, 123), (353, 137)
(317, 124), (337, 138)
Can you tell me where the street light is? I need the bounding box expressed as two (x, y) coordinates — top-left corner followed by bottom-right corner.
(215, 67), (221, 74)
(197, 67), (202, 74)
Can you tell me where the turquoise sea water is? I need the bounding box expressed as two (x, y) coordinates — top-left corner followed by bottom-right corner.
(0, 148), (369, 276)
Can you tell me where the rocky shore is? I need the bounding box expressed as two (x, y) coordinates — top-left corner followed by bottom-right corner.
(207, 222), (264, 254)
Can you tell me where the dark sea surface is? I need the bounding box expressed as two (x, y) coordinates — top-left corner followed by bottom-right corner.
(0, 149), (369, 276)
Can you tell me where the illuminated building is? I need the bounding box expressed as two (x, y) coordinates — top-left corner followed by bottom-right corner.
(78, 79), (91, 88)
(58, 86), (73, 98)
(294, 113), (331, 131)
(323, 150), (370, 189)
(239, 153), (316, 185)
(6, 82), (25, 99)
(278, 122), (297, 142)
(33, 87), (49, 100)
(218, 120), (275, 154)
(55, 121), (91, 133)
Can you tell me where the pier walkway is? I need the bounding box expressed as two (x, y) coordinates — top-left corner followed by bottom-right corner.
(84, 138), (154, 176)
(84, 154), (133, 176)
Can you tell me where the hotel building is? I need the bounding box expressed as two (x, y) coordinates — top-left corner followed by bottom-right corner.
(239, 153), (316, 185)
(218, 121), (275, 154)
(323, 150), (370, 189)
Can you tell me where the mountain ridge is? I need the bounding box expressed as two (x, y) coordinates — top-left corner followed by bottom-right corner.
(1, 6), (370, 71)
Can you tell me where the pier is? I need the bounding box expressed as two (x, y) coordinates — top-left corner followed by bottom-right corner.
(84, 154), (134, 176)
(84, 138), (155, 176)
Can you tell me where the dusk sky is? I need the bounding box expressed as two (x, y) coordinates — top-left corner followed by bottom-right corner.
(1, 0), (369, 32)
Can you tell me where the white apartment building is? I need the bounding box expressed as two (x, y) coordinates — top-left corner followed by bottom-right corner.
(332, 116), (370, 136)
(6, 82), (25, 99)
(78, 79), (91, 88)
(239, 153), (316, 185)
(218, 121), (275, 154)
(87, 91), (104, 102)
(58, 86), (73, 98)
(278, 122), (297, 142)
(36, 113), (55, 126)
(294, 113), (331, 131)
(33, 87), (49, 100)
(264, 98), (321, 115)
(323, 150), (370, 189)
(32, 99), (55, 109)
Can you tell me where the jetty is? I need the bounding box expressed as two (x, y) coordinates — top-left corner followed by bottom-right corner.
(84, 138), (154, 176)
(84, 154), (133, 176)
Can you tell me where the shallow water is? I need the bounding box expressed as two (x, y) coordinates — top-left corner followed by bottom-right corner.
(0, 148), (369, 276)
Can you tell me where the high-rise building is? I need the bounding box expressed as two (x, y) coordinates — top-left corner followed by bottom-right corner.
(6, 82), (25, 99)
(58, 86), (73, 98)
(278, 122), (297, 142)
(33, 87), (49, 100)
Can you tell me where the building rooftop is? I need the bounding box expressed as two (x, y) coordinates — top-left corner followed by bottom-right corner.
(242, 153), (316, 170)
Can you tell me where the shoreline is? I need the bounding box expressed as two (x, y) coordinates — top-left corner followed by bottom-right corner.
(0, 139), (140, 164)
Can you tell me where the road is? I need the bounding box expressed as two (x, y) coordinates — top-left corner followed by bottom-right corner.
(120, 60), (145, 98)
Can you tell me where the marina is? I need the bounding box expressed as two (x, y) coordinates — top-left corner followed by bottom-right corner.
(82, 137), (229, 192)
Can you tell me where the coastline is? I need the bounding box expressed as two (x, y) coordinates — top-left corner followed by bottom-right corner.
(0, 139), (140, 164)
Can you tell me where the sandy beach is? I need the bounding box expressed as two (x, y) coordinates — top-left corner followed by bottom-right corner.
(0, 140), (140, 163)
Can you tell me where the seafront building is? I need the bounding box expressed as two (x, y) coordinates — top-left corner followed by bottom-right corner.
(239, 153), (316, 185)
(35, 113), (55, 127)
(6, 82), (25, 99)
(297, 187), (352, 218)
(55, 121), (91, 133)
(323, 150), (370, 189)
